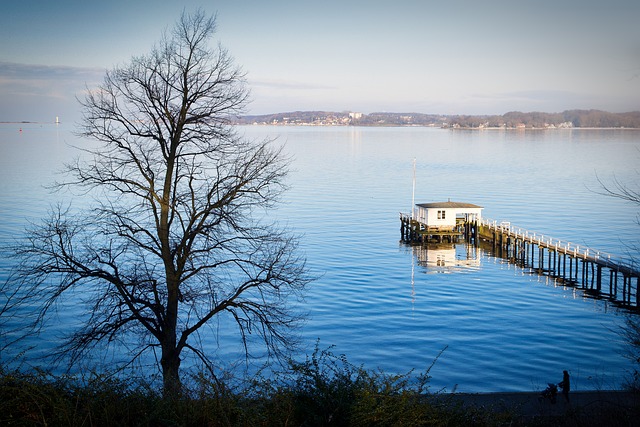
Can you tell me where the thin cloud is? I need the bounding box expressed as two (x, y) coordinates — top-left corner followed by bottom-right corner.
(459, 90), (600, 114)
(249, 78), (337, 91)
(0, 62), (103, 99)
(0, 61), (103, 81)
(0, 62), (104, 121)
(474, 90), (585, 103)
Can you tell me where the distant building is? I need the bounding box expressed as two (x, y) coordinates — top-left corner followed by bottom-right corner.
(349, 112), (363, 120)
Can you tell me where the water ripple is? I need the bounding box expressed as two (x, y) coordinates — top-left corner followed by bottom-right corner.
(2, 125), (638, 392)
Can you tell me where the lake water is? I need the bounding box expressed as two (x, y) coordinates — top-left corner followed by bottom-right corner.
(1, 123), (639, 392)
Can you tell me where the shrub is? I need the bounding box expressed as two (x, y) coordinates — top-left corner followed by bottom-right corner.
(0, 345), (524, 426)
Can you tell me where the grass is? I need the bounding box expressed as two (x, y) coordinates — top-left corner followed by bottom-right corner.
(0, 346), (637, 426)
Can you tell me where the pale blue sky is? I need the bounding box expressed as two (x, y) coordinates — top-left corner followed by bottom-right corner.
(1, 0), (639, 122)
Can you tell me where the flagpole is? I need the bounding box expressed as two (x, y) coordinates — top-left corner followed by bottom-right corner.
(411, 158), (416, 220)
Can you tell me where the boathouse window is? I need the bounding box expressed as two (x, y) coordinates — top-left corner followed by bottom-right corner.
(437, 210), (446, 220)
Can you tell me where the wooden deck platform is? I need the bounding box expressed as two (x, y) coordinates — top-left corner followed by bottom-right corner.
(399, 213), (472, 243)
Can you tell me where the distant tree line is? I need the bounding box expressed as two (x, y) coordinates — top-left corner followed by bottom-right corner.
(451, 110), (640, 128)
(235, 109), (640, 128)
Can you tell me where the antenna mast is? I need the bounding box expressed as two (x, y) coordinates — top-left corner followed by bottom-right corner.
(411, 158), (416, 219)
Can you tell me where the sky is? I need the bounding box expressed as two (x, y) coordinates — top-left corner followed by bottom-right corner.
(1, 0), (639, 122)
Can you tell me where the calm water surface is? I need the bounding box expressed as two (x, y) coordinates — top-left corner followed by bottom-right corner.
(1, 123), (639, 392)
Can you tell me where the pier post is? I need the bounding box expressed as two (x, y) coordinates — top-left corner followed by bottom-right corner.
(609, 270), (614, 296)
(623, 275), (629, 304)
(569, 255), (573, 283)
(473, 221), (478, 245)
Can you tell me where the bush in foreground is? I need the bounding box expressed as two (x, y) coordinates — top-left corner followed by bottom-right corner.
(2, 346), (636, 426)
(0, 346), (498, 426)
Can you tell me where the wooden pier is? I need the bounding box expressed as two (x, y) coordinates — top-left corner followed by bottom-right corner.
(476, 219), (640, 309)
(400, 213), (640, 310)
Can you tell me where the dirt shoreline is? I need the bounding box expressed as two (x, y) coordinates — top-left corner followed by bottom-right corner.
(434, 390), (639, 425)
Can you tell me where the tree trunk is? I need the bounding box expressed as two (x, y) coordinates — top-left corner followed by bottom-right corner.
(161, 339), (182, 398)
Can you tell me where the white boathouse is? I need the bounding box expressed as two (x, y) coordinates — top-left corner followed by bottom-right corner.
(413, 201), (483, 232)
(401, 200), (483, 243)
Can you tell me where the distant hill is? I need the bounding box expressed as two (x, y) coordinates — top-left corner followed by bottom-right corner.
(234, 110), (640, 128)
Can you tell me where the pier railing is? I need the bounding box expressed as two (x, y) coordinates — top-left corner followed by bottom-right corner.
(478, 218), (628, 269)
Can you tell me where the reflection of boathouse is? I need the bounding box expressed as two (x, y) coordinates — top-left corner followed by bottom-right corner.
(400, 200), (483, 244)
(412, 243), (480, 273)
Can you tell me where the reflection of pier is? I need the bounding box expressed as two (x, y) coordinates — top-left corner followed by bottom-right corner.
(478, 219), (640, 309)
(400, 201), (640, 309)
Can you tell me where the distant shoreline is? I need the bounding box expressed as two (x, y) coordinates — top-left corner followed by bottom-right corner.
(4, 121), (639, 130)
(240, 123), (640, 130)
(4, 121), (638, 130)
(5, 108), (640, 129)
(235, 109), (640, 129)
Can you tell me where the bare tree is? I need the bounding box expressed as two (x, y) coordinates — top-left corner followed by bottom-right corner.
(597, 173), (640, 389)
(598, 175), (640, 207)
(5, 10), (309, 396)
(597, 174), (640, 256)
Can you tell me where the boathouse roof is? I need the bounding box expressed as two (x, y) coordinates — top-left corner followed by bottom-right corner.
(416, 201), (483, 209)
